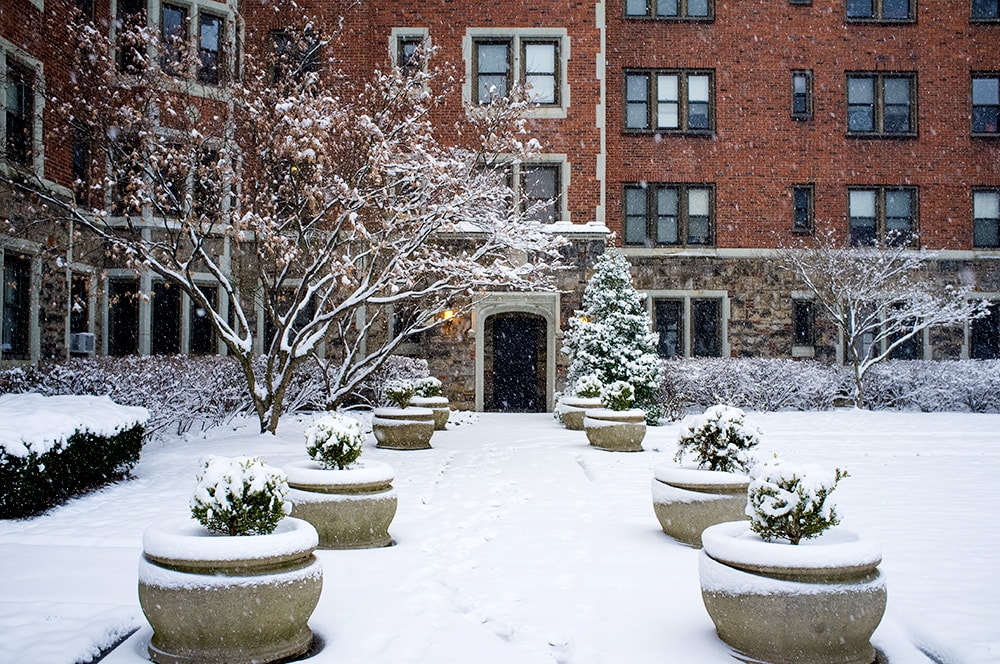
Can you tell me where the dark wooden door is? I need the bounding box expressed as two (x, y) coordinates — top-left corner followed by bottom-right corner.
(492, 316), (542, 411)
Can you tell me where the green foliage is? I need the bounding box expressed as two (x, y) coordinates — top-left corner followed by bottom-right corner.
(573, 374), (603, 398)
(746, 459), (848, 545)
(562, 252), (663, 424)
(190, 456), (290, 536)
(0, 425), (145, 519)
(600, 380), (635, 411)
(412, 376), (443, 398)
(384, 379), (415, 408)
(674, 405), (762, 473)
(304, 413), (364, 470)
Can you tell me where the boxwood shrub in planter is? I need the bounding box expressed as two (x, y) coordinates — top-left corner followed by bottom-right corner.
(0, 394), (148, 518)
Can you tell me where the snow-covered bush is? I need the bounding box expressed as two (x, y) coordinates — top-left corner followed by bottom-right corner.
(190, 456), (291, 536)
(600, 381), (635, 411)
(745, 458), (847, 545)
(384, 379), (415, 408)
(412, 376), (443, 398)
(573, 374), (603, 399)
(863, 360), (1000, 413)
(304, 413), (365, 470)
(674, 405), (762, 473)
(348, 356), (429, 408)
(562, 252), (663, 424)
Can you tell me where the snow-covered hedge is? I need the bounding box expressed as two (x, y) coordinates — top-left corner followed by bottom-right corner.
(0, 355), (430, 437)
(0, 394), (148, 519)
(658, 358), (1000, 418)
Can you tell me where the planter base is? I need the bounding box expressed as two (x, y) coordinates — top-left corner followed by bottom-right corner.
(584, 409), (646, 452)
(289, 486), (397, 549)
(651, 467), (750, 547)
(373, 408), (434, 450)
(557, 397), (603, 430)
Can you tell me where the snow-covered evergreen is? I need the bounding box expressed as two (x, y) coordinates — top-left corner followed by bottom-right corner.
(562, 252), (663, 423)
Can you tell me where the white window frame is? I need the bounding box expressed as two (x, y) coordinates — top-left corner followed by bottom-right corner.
(463, 28), (570, 119)
(646, 290), (730, 358)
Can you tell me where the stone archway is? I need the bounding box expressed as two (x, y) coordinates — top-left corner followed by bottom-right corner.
(474, 292), (559, 413)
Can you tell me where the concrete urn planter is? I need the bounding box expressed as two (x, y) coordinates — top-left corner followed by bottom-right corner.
(556, 396), (604, 430)
(409, 396), (450, 430)
(372, 406), (435, 449)
(138, 517), (322, 664)
(699, 521), (887, 664)
(651, 465), (750, 547)
(583, 408), (646, 452)
(285, 459), (397, 549)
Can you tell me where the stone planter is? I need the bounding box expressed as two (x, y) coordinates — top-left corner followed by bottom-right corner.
(138, 517), (322, 664)
(372, 406), (434, 450)
(583, 408), (646, 452)
(285, 459), (397, 549)
(410, 396), (450, 430)
(651, 465), (750, 547)
(556, 395), (603, 430)
(700, 521), (887, 664)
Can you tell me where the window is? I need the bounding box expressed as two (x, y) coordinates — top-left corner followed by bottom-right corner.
(522, 163), (561, 223)
(397, 36), (425, 76)
(847, 73), (916, 136)
(970, 301), (999, 359)
(888, 324), (923, 360)
(117, 0), (146, 74)
(475, 40), (511, 102)
(625, 70), (713, 133)
(161, 3), (188, 76)
(974, 190), (1000, 248)
(624, 0), (713, 19)
(4, 61), (34, 168)
(846, 0), (914, 21)
(108, 278), (140, 356)
(272, 29), (322, 82)
(70, 274), (91, 335)
(972, 0), (999, 20)
(791, 70), (813, 120)
(523, 41), (558, 105)
(198, 12), (224, 84)
(623, 183), (713, 247)
(1, 252), (31, 360)
(849, 187), (917, 246)
(972, 75), (999, 135)
(793, 185), (814, 232)
(793, 300), (815, 347)
(189, 285), (217, 354)
(652, 295), (725, 358)
(151, 281), (181, 355)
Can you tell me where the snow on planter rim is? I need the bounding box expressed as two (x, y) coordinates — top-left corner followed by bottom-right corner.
(284, 459), (394, 487)
(583, 408), (646, 422)
(372, 407), (435, 417)
(139, 553), (323, 590)
(701, 520), (882, 575)
(0, 393), (149, 458)
(652, 464), (750, 490)
(142, 516), (318, 563)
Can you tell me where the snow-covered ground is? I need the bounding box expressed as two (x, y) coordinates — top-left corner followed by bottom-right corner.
(1, 409), (998, 664)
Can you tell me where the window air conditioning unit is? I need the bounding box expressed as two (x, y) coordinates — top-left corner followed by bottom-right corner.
(69, 332), (96, 355)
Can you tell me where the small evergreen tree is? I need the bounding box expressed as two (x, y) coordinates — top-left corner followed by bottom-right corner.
(746, 458), (848, 545)
(562, 252), (663, 423)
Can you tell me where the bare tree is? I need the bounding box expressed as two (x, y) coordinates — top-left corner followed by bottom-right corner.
(778, 232), (987, 408)
(2, 11), (564, 433)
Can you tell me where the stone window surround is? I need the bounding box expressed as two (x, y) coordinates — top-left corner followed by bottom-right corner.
(0, 236), (41, 366)
(462, 28), (571, 119)
(0, 41), (45, 178)
(389, 28), (431, 75)
(645, 289), (730, 359)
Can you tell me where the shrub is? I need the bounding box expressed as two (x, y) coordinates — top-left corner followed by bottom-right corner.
(412, 376), (443, 398)
(600, 380), (635, 411)
(190, 456), (291, 536)
(746, 458), (848, 545)
(674, 405), (762, 473)
(574, 374), (603, 399)
(384, 379), (415, 408)
(304, 413), (365, 470)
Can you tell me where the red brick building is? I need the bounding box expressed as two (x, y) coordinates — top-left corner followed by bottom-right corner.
(2, 0), (998, 410)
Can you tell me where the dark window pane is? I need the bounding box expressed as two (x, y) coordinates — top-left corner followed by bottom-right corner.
(793, 186), (812, 230)
(4, 64), (34, 167)
(885, 189), (913, 243)
(970, 303), (1000, 360)
(108, 278), (139, 356)
(692, 298), (722, 357)
(1, 253), (31, 359)
(190, 285), (217, 354)
(70, 274), (90, 334)
(656, 0), (679, 16)
(793, 300), (814, 346)
(972, 0), (999, 19)
(198, 13), (222, 84)
(151, 281), (181, 355)
(883, 78), (911, 133)
(974, 192), (1000, 248)
(656, 187), (679, 244)
(626, 74), (649, 129)
(523, 164), (559, 223)
(655, 299), (682, 358)
(477, 42), (509, 102)
(624, 187), (648, 245)
(883, 0), (910, 19)
(889, 329), (921, 360)
(687, 0), (709, 16)
(161, 4), (187, 75)
(687, 188), (712, 244)
(626, 0), (648, 15)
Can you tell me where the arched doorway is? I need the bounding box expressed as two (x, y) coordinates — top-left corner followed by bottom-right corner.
(484, 313), (546, 412)
(474, 292), (559, 413)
